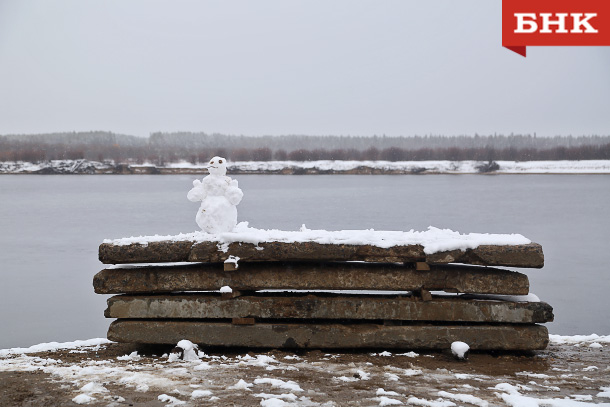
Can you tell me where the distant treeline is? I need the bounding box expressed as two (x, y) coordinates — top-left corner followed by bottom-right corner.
(1, 131), (609, 163)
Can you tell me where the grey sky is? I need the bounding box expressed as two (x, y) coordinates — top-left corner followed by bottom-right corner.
(1, 0), (608, 138)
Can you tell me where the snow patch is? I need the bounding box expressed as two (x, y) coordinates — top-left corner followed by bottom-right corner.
(72, 394), (96, 404)
(437, 391), (488, 407)
(117, 351), (141, 361)
(228, 379), (253, 391)
(406, 396), (456, 406)
(0, 338), (111, 356)
(158, 393), (186, 405)
(191, 389), (212, 398)
(254, 377), (304, 392)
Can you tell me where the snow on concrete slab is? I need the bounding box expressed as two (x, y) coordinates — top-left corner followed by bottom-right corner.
(104, 223), (531, 255)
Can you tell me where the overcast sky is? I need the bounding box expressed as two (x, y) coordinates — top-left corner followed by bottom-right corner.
(1, 0), (609, 138)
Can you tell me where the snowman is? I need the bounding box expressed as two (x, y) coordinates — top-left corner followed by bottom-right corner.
(187, 156), (243, 233)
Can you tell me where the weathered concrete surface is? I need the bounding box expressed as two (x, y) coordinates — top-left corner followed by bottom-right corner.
(93, 262), (530, 295)
(107, 320), (549, 350)
(99, 240), (544, 268)
(99, 240), (193, 264)
(426, 243), (544, 268)
(105, 294), (554, 323)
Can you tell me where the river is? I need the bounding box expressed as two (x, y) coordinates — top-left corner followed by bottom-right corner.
(0, 174), (608, 348)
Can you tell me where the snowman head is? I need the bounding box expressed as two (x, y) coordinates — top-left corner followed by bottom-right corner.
(207, 156), (227, 176)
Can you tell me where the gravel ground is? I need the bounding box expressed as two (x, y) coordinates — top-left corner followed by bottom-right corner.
(1, 341), (609, 406)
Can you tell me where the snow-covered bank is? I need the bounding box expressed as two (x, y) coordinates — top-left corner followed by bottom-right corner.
(0, 338), (111, 357)
(1, 336), (609, 406)
(2, 159), (610, 175)
(225, 159), (610, 174)
(103, 223), (531, 255)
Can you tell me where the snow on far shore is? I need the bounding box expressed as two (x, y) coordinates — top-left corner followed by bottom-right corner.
(0, 338), (111, 357)
(103, 223), (531, 254)
(549, 334), (610, 345)
(2, 159), (610, 174)
(224, 159), (610, 174)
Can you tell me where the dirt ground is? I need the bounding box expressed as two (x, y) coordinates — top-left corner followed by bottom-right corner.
(1, 341), (609, 406)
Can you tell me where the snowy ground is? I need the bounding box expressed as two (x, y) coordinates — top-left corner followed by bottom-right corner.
(1, 159), (610, 174)
(1, 335), (610, 406)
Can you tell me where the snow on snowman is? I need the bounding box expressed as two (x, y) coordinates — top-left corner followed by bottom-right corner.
(187, 156), (243, 233)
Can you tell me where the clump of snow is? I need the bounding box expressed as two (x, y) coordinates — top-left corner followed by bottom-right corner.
(255, 393), (299, 401)
(260, 399), (291, 407)
(377, 388), (401, 396)
(79, 381), (109, 394)
(254, 377), (304, 392)
(72, 394), (96, 404)
(104, 223), (531, 255)
(168, 340), (200, 362)
(228, 379), (253, 391)
(224, 255), (240, 268)
(375, 396), (403, 406)
(450, 341), (469, 360)
(191, 389), (212, 398)
(247, 355), (280, 367)
(598, 387), (610, 399)
(396, 351), (419, 358)
(406, 396), (456, 406)
(384, 373), (399, 381)
(219, 285), (232, 293)
(117, 351), (141, 361)
(158, 393), (186, 405)
(437, 391), (488, 407)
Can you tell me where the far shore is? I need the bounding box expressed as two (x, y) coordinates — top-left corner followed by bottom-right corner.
(1, 159), (610, 175)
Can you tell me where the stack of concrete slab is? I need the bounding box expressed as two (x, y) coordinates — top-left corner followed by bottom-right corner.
(94, 236), (553, 351)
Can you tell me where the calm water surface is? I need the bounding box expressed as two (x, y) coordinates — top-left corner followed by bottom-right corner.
(0, 174), (609, 348)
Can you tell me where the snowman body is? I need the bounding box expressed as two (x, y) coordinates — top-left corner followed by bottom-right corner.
(187, 157), (243, 234)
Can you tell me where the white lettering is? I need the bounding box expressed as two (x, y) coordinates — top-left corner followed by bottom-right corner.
(540, 13), (569, 33)
(515, 13), (537, 33)
(571, 13), (598, 33)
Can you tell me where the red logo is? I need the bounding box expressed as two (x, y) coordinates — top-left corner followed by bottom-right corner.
(502, 0), (610, 57)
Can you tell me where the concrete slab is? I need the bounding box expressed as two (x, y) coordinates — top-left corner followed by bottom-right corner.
(105, 294), (554, 324)
(99, 240), (544, 268)
(107, 320), (549, 350)
(93, 262), (530, 295)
